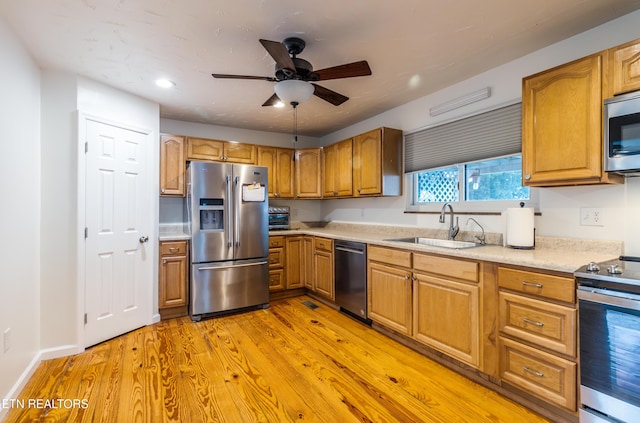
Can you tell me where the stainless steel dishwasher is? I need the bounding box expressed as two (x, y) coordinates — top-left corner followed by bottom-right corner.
(334, 240), (370, 324)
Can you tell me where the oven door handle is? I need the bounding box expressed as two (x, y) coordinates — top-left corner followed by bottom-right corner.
(578, 287), (640, 311)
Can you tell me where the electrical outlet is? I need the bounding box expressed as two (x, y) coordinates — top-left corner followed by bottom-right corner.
(3, 328), (10, 353)
(580, 207), (603, 226)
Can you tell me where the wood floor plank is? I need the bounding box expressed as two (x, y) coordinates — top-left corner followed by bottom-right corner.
(4, 295), (553, 423)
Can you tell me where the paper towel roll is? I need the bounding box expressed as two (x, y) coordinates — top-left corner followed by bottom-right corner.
(506, 207), (535, 249)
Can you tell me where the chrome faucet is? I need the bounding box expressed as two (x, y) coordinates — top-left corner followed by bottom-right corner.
(439, 203), (459, 240)
(466, 217), (486, 245)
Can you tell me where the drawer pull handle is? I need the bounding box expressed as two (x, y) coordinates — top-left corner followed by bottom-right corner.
(169, 247), (179, 252)
(523, 366), (544, 377)
(522, 318), (544, 327)
(522, 281), (543, 288)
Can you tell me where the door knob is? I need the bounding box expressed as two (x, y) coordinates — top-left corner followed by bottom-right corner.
(139, 236), (149, 243)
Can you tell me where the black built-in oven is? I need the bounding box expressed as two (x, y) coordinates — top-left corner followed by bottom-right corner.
(575, 257), (640, 423)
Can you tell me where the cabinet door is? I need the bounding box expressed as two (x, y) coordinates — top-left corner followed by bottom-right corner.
(276, 148), (295, 198)
(611, 38), (640, 95)
(159, 254), (188, 308)
(314, 249), (334, 300)
(322, 143), (338, 197)
(367, 261), (412, 335)
(353, 129), (382, 195)
(257, 146), (277, 198)
(303, 236), (315, 290)
(335, 138), (353, 197)
(186, 137), (225, 161)
(285, 236), (304, 289)
(224, 142), (256, 164)
(295, 148), (322, 198)
(160, 134), (185, 196)
(522, 54), (606, 186)
(413, 273), (479, 367)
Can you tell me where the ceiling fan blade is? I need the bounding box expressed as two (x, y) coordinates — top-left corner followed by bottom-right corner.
(312, 84), (349, 106)
(259, 39), (296, 74)
(212, 73), (276, 81)
(314, 60), (372, 81)
(262, 93), (281, 107)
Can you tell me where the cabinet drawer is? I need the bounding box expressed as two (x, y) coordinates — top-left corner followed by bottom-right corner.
(413, 253), (478, 283)
(499, 291), (576, 356)
(314, 237), (333, 251)
(498, 267), (575, 303)
(500, 337), (576, 411)
(368, 245), (411, 268)
(269, 247), (284, 268)
(160, 241), (188, 256)
(269, 236), (285, 248)
(269, 269), (285, 291)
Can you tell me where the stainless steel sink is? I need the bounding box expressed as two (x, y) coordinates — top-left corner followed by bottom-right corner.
(383, 237), (482, 249)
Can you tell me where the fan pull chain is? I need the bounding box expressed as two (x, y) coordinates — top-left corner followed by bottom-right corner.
(291, 101), (299, 143)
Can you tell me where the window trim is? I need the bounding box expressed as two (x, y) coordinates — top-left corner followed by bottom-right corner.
(404, 154), (538, 213)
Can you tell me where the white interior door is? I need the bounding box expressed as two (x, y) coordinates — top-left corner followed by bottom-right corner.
(84, 118), (151, 347)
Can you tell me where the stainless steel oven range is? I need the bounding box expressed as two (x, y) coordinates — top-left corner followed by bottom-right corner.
(574, 256), (640, 423)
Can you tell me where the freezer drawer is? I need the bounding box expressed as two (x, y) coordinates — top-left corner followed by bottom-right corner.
(191, 259), (269, 318)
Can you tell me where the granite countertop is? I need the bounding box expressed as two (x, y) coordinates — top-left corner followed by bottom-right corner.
(159, 221), (622, 274)
(159, 223), (191, 241)
(269, 222), (623, 274)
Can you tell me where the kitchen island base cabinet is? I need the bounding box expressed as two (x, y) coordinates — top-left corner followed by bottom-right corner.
(159, 240), (189, 319)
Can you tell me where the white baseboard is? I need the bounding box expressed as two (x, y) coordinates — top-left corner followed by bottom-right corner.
(151, 313), (161, 324)
(39, 344), (82, 361)
(0, 351), (42, 421)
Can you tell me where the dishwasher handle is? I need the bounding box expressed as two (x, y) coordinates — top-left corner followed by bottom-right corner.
(335, 245), (365, 255)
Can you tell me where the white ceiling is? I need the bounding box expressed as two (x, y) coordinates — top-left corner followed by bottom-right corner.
(2, 0), (640, 137)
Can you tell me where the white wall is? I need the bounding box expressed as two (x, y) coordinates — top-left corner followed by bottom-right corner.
(315, 10), (640, 256)
(0, 17), (41, 402)
(39, 74), (161, 354)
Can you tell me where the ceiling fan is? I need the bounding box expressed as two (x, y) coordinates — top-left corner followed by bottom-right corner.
(212, 37), (372, 108)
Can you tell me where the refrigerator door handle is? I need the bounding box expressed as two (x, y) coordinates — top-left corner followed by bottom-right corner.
(234, 175), (240, 248)
(197, 261), (268, 271)
(225, 175), (232, 248)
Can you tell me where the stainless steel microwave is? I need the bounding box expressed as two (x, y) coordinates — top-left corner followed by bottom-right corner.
(604, 90), (640, 174)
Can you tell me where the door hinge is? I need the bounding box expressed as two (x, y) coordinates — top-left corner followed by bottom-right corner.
(84, 142), (88, 153)
(84, 227), (88, 239)
(84, 313), (87, 325)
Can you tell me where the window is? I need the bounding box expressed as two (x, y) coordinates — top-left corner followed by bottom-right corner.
(413, 154), (530, 204)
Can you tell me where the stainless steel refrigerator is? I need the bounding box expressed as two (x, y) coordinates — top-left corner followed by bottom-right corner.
(187, 161), (269, 321)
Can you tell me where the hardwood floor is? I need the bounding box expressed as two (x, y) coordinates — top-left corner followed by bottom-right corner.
(4, 296), (551, 422)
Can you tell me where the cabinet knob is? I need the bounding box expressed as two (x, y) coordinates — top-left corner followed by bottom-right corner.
(405, 274), (411, 280)
(524, 173), (531, 180)
(161, 188), (165, 193)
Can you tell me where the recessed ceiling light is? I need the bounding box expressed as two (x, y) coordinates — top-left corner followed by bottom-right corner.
(155, 78), (175, 88)
(274, 101), (285, 108)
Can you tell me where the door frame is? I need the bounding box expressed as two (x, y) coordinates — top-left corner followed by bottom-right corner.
(75, 111), (158, 352)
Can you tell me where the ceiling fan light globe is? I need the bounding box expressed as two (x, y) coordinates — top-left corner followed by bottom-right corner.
(274, 80), (314, 106)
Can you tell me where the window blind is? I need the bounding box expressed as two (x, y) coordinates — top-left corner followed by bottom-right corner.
(404, 102), (522, 173)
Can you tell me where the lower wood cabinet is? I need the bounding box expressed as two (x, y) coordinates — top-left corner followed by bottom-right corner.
(497, 266), (577, 412)
(313, 237), (334, 300)
(159, 240), (189, 319)
(268, 236), (286, 291)
(285, 236), (305, 289)
(367, 246), (413, 336)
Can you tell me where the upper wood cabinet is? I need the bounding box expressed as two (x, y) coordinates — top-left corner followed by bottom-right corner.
(610, 38), (640, 95)
(160, 134), (185, 196)
(353, 127), (403, 196)
(295, 148), (322, 198)
(522, 52), (621, 186)
(322, 138), (353, 198)
(257, 146), (295, 198)
(186, 137), (256, 164)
